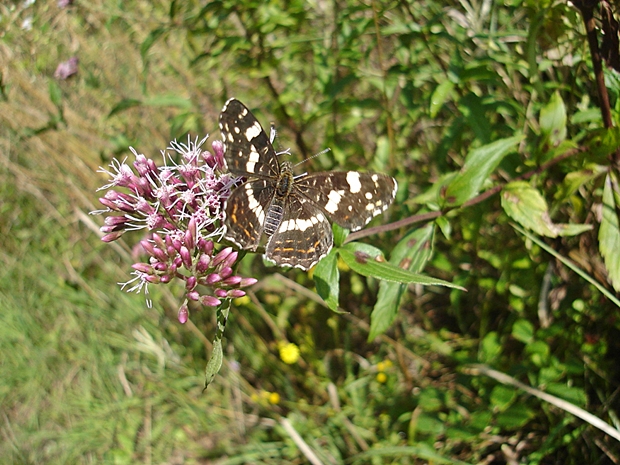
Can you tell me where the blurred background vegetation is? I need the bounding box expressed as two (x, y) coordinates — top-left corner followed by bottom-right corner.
(1, 0), (620, 463)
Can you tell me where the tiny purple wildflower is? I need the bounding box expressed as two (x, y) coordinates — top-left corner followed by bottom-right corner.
(92, 134), (256, 318)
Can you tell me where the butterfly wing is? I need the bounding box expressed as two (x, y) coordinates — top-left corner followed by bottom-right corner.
(219, 98), (280, 179)
(265, 194), (333, 270)
(295, 171), (397, 231)
(224, 179), (275, 251)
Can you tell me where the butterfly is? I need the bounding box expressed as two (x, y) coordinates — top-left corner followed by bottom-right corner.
(220, 98), (397, 270)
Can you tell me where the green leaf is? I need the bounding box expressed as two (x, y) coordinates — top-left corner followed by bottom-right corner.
(545, 383), (587, 406)
(48, 81), (63, 108)
(445, 135), (523, 206)
(332, 223), (349, 247)
(479, 331), (501, 363)
(501, 181), (592, 237)
(410, 172), (457, 207)
(339, 243), (463, 289)
(495, 403), (534, 429)
(490, 385), (517, 412)
(204, 301), (230, 389)
(554, 165), (606, 204)
(313, 249), (340, 311)
(141, 27), (167, 61)
(512, 318), (534, 344)
(599, 170), (620, 292)
(391, 224), (435, 274)
(525, 340), (550, 367)
(458, 93), (492, 143)
(416, 413), (445, 434)
(418, 387), (443, 412)
(430, 79), (455, 118)
(539, 91), (567, 145)
(204, 338), (223, 389)
(369, 224), (435, 340)
(108, 99), (142, 117)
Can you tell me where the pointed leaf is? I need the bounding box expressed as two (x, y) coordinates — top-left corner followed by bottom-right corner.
(369, 224), (436, 340)
(539, 91), (567, 145)
(502, 181), (592, 237)
(48, 81), (63, 108)
(339, 243), (463, 289)
(554, 165), (606, 204)
(430, 80), (455, 118)
(445, 135), (523, 206)
(599, 171), (620, 292)
(109, 99), (142, 117)
(204, 301), (230, 389)
(313, 249), (340, 311)
(204, 338), (223, 389)
(141, 27), (167, 61)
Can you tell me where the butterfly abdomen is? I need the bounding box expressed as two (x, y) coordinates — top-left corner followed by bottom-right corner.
(264, 199), (285, 236)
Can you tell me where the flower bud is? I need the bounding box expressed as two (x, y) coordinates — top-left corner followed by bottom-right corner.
(200, 295), (221, 307)
(178, 304), (189, 324)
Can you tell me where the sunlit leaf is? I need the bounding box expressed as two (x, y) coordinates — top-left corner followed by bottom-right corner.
(501, 181), (592, 237)
(339, 243), (463, 289)
(313, 250), (340, 311)
(445, 135), (523, 206)
(599, 170), (620, 292)
(369, 224), (435, 340)
(540, 91), (567, 145)
(430, 79), (455, 118)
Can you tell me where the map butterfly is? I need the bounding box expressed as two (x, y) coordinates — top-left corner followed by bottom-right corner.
(220, 98), (397, 270)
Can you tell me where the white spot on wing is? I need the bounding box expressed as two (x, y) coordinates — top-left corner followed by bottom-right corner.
(324, 190), (342, 214)
(346, 172), (362, 193)
(245, 121), (262, 140)
(249, 150), (260, 163)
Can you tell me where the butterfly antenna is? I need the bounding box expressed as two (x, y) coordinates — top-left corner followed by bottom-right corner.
(294, 147), (331, 168)
(270, 122), (292, 157)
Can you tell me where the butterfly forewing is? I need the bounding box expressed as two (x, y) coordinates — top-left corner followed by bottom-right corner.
(224, 179), (275, 250)
(219, 99), (280, 178)
(219, 98), (398, 271)
(294, 171), (397, 231)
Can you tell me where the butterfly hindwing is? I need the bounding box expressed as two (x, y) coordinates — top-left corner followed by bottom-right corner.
(265, 194), (333, 270)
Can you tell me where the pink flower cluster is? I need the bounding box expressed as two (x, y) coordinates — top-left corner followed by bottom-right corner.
(93, 136), (256, 322)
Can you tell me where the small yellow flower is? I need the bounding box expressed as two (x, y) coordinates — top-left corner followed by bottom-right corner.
(233, 295), (251, 306)
(268, 392), (281, 404)
(376, 372), (388, 383)
(376, 359), (393, 372)
(279, 342), (300, 365)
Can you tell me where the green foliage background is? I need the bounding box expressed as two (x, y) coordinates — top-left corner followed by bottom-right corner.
(1, 0), (620, 463)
